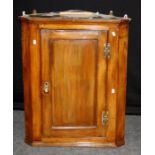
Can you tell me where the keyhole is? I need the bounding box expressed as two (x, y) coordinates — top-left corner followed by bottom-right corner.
(43, 82), (49, 93)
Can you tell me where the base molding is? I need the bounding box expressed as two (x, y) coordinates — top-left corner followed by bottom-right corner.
(116, 138), (125, 146)
(25, 139), (124, 147)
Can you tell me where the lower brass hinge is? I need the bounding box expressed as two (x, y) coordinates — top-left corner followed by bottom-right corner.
(102, 111), (109, 126)
(104, 43), (111, 59)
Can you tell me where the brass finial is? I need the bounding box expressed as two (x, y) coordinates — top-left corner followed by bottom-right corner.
(124, 14), (128, 19)
(22, 11), (26, 16)
(109, 10), (113, 15)
(32, 9), (37, 14)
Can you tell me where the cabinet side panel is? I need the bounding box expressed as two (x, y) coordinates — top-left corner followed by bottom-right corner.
(116, 23), (129, 145)
(29, 23), (42, 141)
(21, 21), (33, 142)
(106, 27), (119, 142)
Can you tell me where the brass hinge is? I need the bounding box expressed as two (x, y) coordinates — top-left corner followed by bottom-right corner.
(102, 111), (109, 126)
(104, 43), (110, 59)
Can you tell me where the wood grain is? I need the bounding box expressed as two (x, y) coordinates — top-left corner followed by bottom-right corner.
(21, 16), (130, 147)
(41, 30), (107, 138)
(21, 21), (32, 142)
(29, 23), (42, 141)
(116, 23), (129, 145)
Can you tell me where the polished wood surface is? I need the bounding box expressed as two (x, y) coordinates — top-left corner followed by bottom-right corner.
(41, 30), (107, 138)
(21, 14), (130, 147)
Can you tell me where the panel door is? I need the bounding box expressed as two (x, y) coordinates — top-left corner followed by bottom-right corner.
(41, 29), (108, 138)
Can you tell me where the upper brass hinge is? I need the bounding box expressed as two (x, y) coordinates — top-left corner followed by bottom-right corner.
(102, 111), (109, 126)
(104, 43), (111, 59)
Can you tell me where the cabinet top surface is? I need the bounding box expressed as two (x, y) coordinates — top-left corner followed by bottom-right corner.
(20, 10), (131, 23)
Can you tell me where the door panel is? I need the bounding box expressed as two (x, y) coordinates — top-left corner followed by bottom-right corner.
(41, 30), (108, 138)
(51, 39), (97, 127)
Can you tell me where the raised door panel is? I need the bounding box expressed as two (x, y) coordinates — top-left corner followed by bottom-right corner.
(41, 30), (108, 138)
(51, 39), (97, 127)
